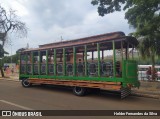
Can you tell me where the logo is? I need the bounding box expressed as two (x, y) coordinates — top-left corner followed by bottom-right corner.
(1, 111), (42, 116)
(2, 111), (11, 116)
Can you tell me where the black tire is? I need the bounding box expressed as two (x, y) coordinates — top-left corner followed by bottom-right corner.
(21, 79), (31, 88)
(73, 86), (87, 96)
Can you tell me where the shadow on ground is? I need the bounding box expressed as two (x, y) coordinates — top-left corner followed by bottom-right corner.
(30, 84), (133, 101)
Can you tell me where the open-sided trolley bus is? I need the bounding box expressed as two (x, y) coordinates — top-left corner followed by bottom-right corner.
(19, 31), (140, 98)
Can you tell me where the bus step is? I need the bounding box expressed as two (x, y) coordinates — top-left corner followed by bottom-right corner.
(121, 88), (131, 99)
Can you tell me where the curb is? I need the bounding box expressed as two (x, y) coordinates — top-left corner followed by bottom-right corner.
(131, 92), (160, 99)
(0, 78), (20, 82)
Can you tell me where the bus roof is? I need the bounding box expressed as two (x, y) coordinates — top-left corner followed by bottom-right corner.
(22, 31), (138, 52)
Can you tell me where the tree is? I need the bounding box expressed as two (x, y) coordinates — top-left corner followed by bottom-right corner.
(0, 44), (8, 57)
(0, 5), (27, 77)
(16, 48), (26, 54)
(91, 0), (160, 37)
(91, 0), (160, 80)
(2, 53), (19, 64)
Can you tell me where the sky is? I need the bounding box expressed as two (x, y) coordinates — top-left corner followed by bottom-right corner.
(0, 0), (134, 55)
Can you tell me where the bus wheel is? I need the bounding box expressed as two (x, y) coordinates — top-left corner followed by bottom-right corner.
(73, 86), (86, 96)
(22, 79), (31, 88)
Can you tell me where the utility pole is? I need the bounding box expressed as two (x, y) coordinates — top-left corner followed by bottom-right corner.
(10, 42), (13, 63)
(61, 36), (63, 42)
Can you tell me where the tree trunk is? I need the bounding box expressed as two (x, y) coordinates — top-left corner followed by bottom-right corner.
(0, 66), (4, 77)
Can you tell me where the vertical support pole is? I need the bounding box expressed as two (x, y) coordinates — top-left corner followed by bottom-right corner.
(54, 49), (56, 76)
(19, 53), (21, 75)
(102, 50), (104, 60)
(82, 51), (84, 61)
(97, 43), (100, 77)
(25, 53), (27, 74)
(132, 45), (134, 60)
(125, 46), (127, 60)
(121, 41), (124, 78)
(92, 51), (94, 61)
(113, 41), (116, 78)
(63, 48), (66, 76)
(46, 50), (48, 75)
(73, 47), (76, 76)
(121, 41), (123, 61)
(84, 45), (87, 76)
(60, 54), (62, 62)
(38, 51), (41, 75)
(128, 43), (129, 59)
(126, 42), (129, 60)
(31, 52), (34, 75)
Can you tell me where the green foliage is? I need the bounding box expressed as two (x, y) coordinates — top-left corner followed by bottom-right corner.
(91, 0), (127, 16)
(91, 0), (160, 32)
(1, 48), (24, 66)
(0, 5), (27, 77)
(91, 0), (160, 17)
(91, 0), (160, 35)
(0, 44), (9, 58)
(16, 48), (26, 54)
(2, 53), (19, 64)
(0, 44), (4, 58)
(91, 0), (160, 61)
(92, 0), (160, 80)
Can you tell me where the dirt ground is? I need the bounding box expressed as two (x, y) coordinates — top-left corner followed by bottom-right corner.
(133, 81), (160, 92)
(132, 81), (160, 99)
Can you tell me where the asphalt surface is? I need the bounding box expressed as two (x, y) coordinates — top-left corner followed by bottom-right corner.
(0, 79), (159, 119)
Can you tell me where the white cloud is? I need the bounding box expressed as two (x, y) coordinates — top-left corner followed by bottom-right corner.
(11, 1), (29, 16)
(0, 0), (134, 55)
(0, 0), (29, 16)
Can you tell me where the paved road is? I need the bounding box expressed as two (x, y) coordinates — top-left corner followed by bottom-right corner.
(0, 79), (159, 119)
